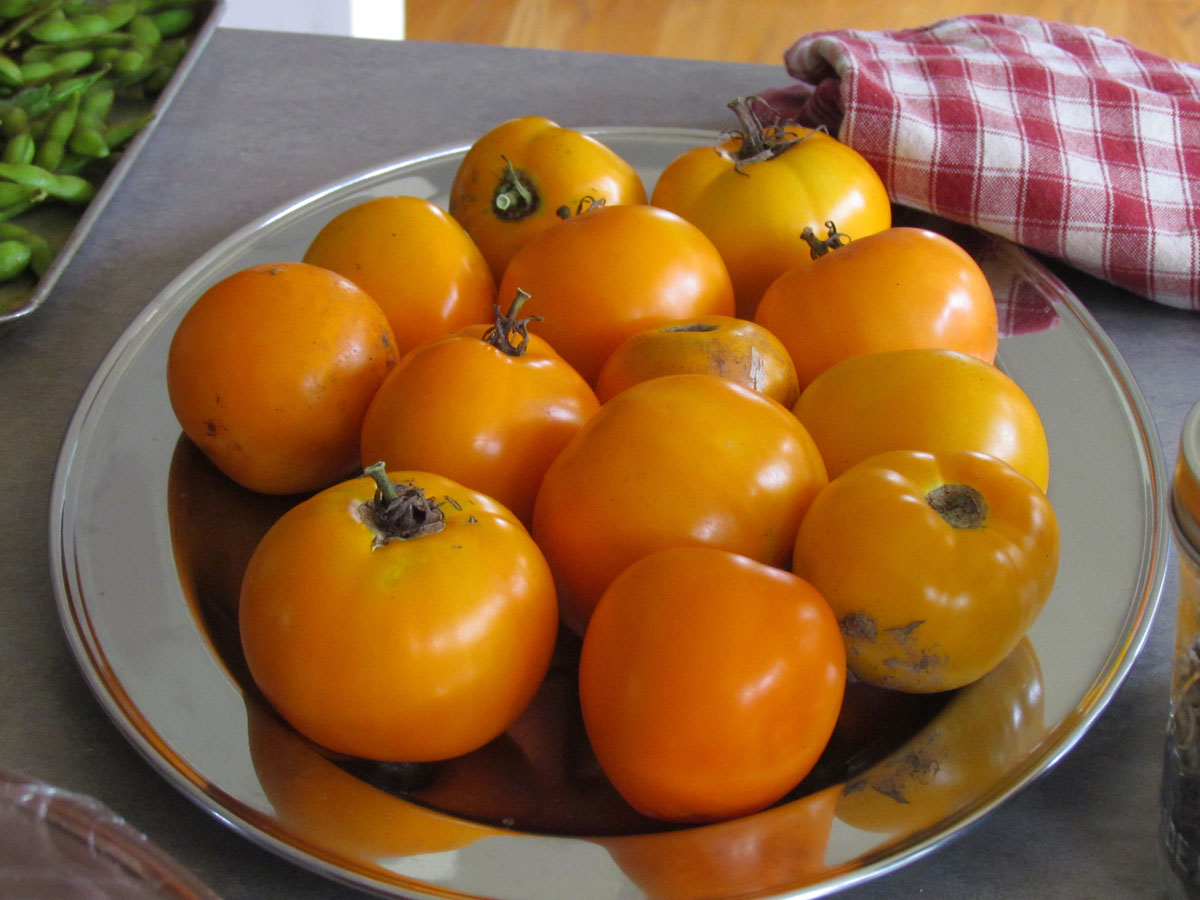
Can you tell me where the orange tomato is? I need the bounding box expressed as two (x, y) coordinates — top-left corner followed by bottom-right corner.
(837, 637), (1047, 833)
(239, 467), (559, 762)
(359, 290), (600, 525)
(532, 373), (827, 633)
(755, 226), (999, 389)
(166, 261), (398, 495)
(794, 347), (1051, 491)
(594, 314), (800, 407)
(792, 450), (1060, 692)
(449, 115), (647, 280)
(302, 195), (496, 357)
(651, 98), (892, 318)
(497, 203), (735, 383)
(579, 546), (846, 822)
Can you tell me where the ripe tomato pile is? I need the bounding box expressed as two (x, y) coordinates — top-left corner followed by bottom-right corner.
(165, 108), (1061, 826)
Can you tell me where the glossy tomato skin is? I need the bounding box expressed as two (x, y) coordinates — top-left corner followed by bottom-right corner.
(651, 124), (891, 318)
(166, 262), (398, 495)
(794, 347), (1051, 491)
(755, 227), (999, 389)
(579, 546), (846, 823)
(359, 318), (599, 526)
(497, 203), (736, 384)
(532, 373), (828, 633)
(238, 470), (559, 762)
(792, 450), (1060, 692)
(302, 195), (496, 358)
(449, 115), (647, 280)
(594, 314), (800, 407)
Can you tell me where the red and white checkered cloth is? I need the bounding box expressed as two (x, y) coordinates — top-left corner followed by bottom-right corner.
(755, 15), (1200, 311)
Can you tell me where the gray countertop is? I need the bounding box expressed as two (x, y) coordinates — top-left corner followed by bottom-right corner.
(2, 27), (1198, 900)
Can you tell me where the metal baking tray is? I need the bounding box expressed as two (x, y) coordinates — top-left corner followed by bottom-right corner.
(0, 0), (224, 331)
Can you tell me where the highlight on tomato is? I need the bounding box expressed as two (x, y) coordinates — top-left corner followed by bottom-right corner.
(302, 194), (496, 357)
(497, 203), (736, 384)
(594, 314), (800, 407)
(792, 449), (1060, 693)
(360, 289), (600, 525)
(755, 224), (999, 389)
(238, 466), (559, 762)
(166, 261), (398, 496)
(532, 373), (828, 634)
(449, 115), (647, 280)
(793, 347), (1051, 492)
(836, 637), (1047, 834)
(650, 97), (892, 318)
(578, 546), (846, 823)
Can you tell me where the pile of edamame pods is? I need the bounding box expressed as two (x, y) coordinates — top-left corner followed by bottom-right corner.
(0, 0), (208, 286)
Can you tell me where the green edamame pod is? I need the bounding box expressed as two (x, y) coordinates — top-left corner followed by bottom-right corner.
(0, 54), (22, 87)
(2, 130), (34, 164)
(133, 0), (202, 12)
(68, 82), (110, 157)
(34, 90), (79, 169)
(0, 237), (32, 280)
(20, 48), (93, 82)
(0, 0), (39, 19)
(0, 161), (95, 203)
(2, 105), (29, 137)
(149, 5), (191, 38)
(100, 109), (151, 150)
(31, 1), (138, 42)
(0, 221), (54, 276)
(0, 179), (39, 206)
(0, 187), (44, 221)
(22, 66), (106, 119)
(126, 11), (160, 45)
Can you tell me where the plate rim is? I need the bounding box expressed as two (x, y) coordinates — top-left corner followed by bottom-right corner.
(47, 125), (1171, 900)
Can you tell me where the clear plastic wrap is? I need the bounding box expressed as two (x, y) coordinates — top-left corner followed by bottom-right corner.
(0, 769), (221, 900)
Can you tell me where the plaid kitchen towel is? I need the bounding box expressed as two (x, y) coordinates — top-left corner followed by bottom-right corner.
(755, 15), (1200, 311)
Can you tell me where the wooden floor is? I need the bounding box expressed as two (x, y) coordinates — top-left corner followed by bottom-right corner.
(406, 1), (1200, 66)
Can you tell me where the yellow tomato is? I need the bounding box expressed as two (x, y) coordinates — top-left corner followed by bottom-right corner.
(651, 98), (892, 318)
(755, 226), (999, 389)
(496, 203), (735, 384)
(594, 314), (800, 407)
(794, 348), (1051, 491)
(792, 450), (1060, 692)
(302, 195), (496, 357)
(532, 374), (827, 633)
(449, 115), (647, 280)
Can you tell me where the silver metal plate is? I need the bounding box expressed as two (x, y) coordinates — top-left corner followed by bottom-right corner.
(49, 128), (1169, 900)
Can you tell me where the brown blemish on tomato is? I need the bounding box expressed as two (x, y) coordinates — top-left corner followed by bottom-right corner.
(840, 613), (877, 641)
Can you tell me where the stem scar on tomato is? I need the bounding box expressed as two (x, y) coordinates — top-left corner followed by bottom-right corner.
(926, 483), (989, 529)
(492, 155), (539, 221)
(360, 461), (447, 547)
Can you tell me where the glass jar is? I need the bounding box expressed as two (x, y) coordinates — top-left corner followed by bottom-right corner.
(1162, 399), (1200, 899)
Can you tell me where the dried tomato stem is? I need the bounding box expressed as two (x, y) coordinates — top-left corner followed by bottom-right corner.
(800, 220), (852, 259)
(725, 95), (806, 166)
(483, 288), (544, 357)
(362, 462), (446, 543)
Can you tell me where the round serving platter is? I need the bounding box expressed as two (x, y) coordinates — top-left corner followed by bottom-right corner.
(49, 127), (1169, 899)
